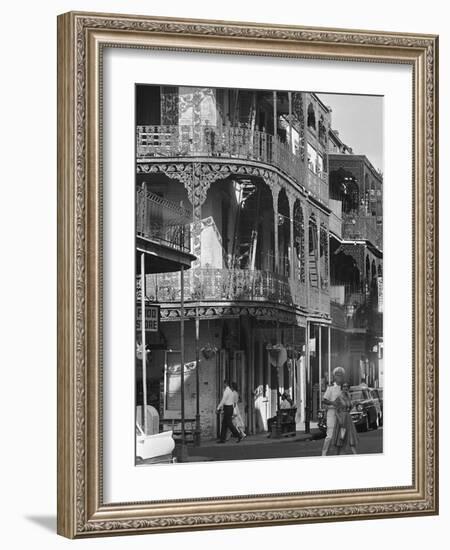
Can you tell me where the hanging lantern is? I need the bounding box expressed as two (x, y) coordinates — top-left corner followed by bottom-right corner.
(266, 343), (287, 367)
(201, 343), (218, 359)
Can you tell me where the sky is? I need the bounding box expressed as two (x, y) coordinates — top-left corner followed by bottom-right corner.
(317, 93), (383, 173)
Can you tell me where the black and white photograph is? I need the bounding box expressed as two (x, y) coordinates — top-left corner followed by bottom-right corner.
(135, 84), (383, 464)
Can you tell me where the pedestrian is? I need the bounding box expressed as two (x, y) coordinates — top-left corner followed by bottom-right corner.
(321, 366), (345, 456)
(280, 391), (293, 408)
(230, 382), (246, 439)
(217, 380), (243, 443)
(267, 392), (293, 437)
(333, 383), (358, 455)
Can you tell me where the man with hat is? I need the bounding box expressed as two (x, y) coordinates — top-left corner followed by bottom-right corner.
(321, 366), (345, 456)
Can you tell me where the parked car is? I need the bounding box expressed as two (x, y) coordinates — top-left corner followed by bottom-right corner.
(135, 423), (176, 464)
(317, 384), (383, 433)
(349, 385), (382, 431)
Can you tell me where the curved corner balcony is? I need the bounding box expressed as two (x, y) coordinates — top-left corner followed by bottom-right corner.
(146, 268), (294, 305)
(143, 267), (330, 316)
(137, 125), (328, 206)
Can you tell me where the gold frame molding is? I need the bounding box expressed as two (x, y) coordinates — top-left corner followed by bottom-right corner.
(57, 11), (439, 538)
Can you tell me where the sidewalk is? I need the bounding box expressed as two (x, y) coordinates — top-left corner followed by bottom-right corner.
(201, 424), (321, 448)
(179, 424), (323, 462)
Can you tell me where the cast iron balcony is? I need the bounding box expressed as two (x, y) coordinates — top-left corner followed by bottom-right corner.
(136, 187), (192, 254)
(145, 268), (293, 305)
(136, 124), (328, 206)
(142, 267), (331, 315)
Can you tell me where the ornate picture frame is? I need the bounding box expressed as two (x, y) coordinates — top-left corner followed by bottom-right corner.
(57, 11), (438, 538)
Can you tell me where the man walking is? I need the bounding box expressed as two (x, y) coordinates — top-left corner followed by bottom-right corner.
(217, 380), (243, 443)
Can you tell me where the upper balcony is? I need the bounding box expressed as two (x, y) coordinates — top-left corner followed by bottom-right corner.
(342, 214), (382, 250)
(136, 125), (328, 206)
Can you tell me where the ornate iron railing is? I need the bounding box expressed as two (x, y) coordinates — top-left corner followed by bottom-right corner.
(329, 285), (382, 332)
(145, 268), (295, 305)
(342, 214), (382, 249)
(136, 125), (327, 202)
(142, 267), (332, 314)
(136, 186), (192, 253)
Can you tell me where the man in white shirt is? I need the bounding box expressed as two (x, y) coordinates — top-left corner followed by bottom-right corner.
(321, 367), (345, 456)
(217, 380), (242, 443)
(279, 392), (293, 409)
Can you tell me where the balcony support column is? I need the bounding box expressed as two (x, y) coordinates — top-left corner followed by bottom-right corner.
(195, 307), (201, 446)
(190, 163), (203, 269)
(273, 91), (278, 165)
(328, 325), (332, 384)
(140, 252), (148, 435)
(304, 203), (310, 310)
(317, 217), (321, 290)
(272, 91), (277, 136)
(288, 91), (293, 151)
(271, 186), (280, 273)
(179, 265), (188, 461)
(288, 194), (295, 282)
(318, 325), (322, 409)
(142, 182), (148, 238)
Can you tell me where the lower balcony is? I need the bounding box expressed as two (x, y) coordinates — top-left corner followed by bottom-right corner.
(330, 285), (382, 333)
(142, 268), (329, 316)
(146, 268), (291, 304)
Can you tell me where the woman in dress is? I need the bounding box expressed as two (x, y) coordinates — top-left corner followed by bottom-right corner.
(333, 383), (358, 455)
(230, 382), (246, 439)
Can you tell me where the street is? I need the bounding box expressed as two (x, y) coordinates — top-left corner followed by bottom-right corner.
(185, 428), (383, 462)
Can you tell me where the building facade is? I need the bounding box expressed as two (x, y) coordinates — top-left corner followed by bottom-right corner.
(328, 129), (383, 389)
(135, 85), (383, 440)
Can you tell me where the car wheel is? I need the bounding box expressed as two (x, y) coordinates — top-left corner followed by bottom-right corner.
(371, 414), (378, 430)
(378, 413), (383, 427)
(361, 416), (369, 432)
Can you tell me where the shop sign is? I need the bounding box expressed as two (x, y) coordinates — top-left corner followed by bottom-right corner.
(136, 304), (159, 332)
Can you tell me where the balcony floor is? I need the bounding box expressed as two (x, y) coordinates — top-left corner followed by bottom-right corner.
(136, 235), (196, 273)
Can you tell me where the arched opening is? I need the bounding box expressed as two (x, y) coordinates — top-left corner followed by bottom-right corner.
(318, 114), (327, 143)
(331, 250), (361, 292)
(211, 176), (275, 272)
(277, 188), (290, 277)
(307, 102), (316, 129)
(293, 200), (305, 283)
(329, 167), (359, 214)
